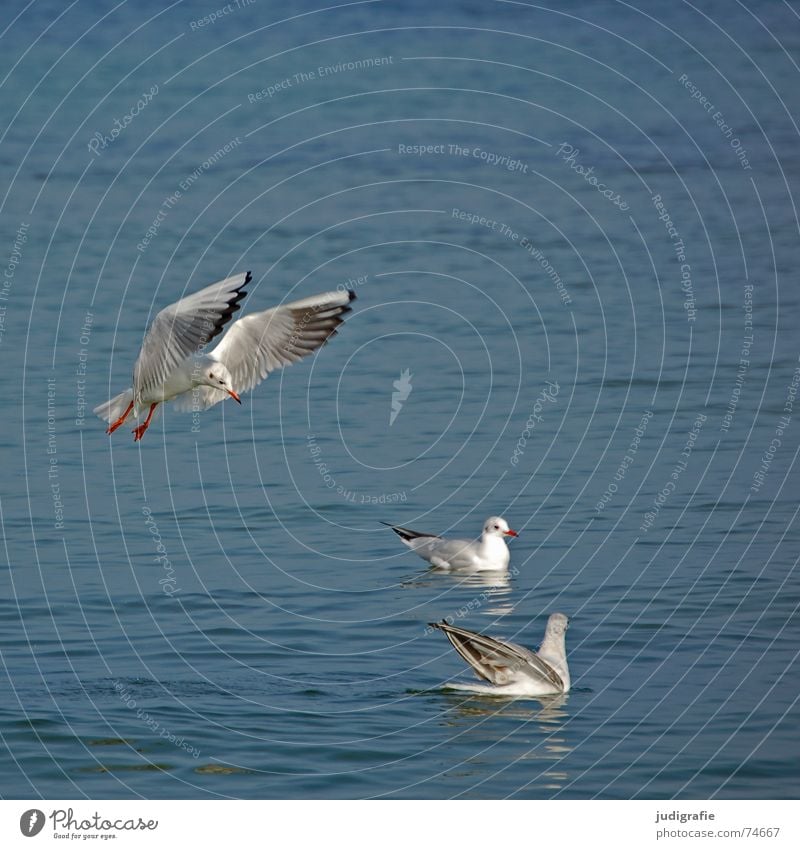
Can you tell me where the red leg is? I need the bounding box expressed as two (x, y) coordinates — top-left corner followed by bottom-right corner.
(132, 403), (158, 441)
(106, 399), (134, 434)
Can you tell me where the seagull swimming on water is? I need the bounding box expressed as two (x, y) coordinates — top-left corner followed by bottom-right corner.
(94, 271), (355, 441)
(383, 516), (518, 571)
(430, 613), (570, 697)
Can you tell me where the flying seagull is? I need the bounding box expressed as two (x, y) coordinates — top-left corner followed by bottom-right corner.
(383, 516), (518, 571)
(95, 271), (355, 440)
(430, 613), (570, 696)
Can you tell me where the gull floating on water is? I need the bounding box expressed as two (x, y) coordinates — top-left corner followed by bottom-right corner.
(95, 271), (355, 440)
(430, 613), (570, 696)
(383, 516), (518, 571)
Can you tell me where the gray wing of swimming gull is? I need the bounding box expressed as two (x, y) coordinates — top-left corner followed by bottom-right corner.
(430, 621), (564, 690)
(133, 271), (250, 399)
(173, 288), (355, 412)
(419, 536), (480, 566)
(383, 523), (479, 564)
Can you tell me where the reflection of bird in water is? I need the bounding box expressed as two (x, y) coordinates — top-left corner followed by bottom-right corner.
(434, 690), (573, 787)
(403, 568), (514, 594)
(430, 613), (570, 697)
(440, 691), (570, 723)
(456, 570), (513, 591)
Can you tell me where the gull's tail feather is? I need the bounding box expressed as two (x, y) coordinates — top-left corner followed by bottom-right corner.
(381, 521), (439, 543)
(94, 388), (134, 424)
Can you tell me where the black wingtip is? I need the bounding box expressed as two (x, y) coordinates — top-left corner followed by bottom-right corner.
(202, 272), (250, 348)
(347, 289), (356, 302)
(380, 521), (406, 538)
(380, 522), (409, 539)
(382, 523), (438, 542)
(218, 273), (249, 330)
(228, 270), (250, 310)
(235, 270), (251, 306)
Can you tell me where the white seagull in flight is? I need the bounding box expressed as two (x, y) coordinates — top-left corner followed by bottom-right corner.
(95, 271), (355, 440)
(383, 516), (518, 571)
(430, 613), (571, 696)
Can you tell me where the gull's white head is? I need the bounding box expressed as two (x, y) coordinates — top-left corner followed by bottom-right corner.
(546, 612), (569, 636)
(482, 516), (518, 538)
(194, 357), (241, 403)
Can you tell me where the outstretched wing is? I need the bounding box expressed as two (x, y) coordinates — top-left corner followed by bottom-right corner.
(174, 288), (355, 411)
(133, 271), (250, 398)
(430, 621), (564, 690)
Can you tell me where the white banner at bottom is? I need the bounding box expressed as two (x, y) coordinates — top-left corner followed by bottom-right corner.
(0, 799), (795, 848)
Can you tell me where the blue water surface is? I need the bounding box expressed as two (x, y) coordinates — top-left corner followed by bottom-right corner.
(0, 0), (798, 799)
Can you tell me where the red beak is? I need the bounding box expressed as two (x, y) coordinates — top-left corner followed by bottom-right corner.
(505, 529), (518, 537)
(228, 390), (242, 404)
